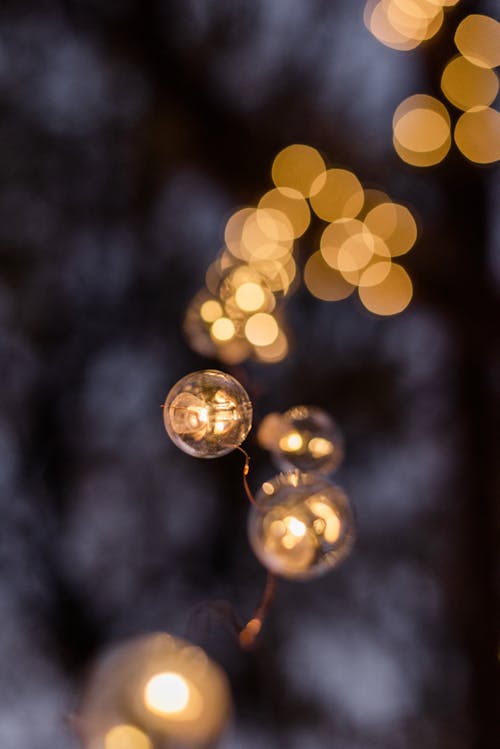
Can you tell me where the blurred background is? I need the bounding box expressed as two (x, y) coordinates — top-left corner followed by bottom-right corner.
(0, 0), (498, 747)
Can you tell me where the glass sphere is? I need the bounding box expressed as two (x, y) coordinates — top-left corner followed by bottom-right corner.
(163, 369), (253, 458)
(78, 632), (231, 748)
(248, 471), (355, 580)
(257, 405), (344, 474)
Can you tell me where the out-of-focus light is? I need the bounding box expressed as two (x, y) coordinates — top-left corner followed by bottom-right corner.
(393, 94), (451, 166)
(441, 55), (499, 111)
(258, 187), (311, 238)
(224, 208), (254, 260)
(454, 107), (500, 164)
(386, 1), (443, 43)
(309, 169), (364, 222)
(164, 370), (252, 458)
(248, 472), (355, 579)
(250, 255), (297, 295)
(365, 0), (421, 50)
(361, 188), (392, 217)
(304, 251), (356, 302)
(320, 218), (369, 269)
(105, 724), (152, 749)
(364, 202), (417, 256)
(200, 299), (223, 323)
(79, 634), (231, 749)
(144, 672), (193, 716)
(241, 208), (294, 261)
(358, 262), (413, 315)
(393, 132), (451, 166)
(254, 328), (289, 363)
(271, 144), (326, 198)
(210, 317), (235, 342)
(234, 282), (266, 312)
(279, 431), (304, 453)
(244, 313), (279, 346)
(454, 14), (500, 69)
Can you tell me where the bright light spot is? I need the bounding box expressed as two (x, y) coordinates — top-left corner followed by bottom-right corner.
(310, 169), (364, 222)
(105, 724), (152, 749)
(455, 14), (500, 69)
(224, 208), (254, 260)
(441, 55), (499, 111)
(262, 481), (275, 495)
(393, 95), (451, 166)
(454, 107), (500, 164)
(245, 313), (279, 346)
(235, 282), (266, 312)
(200, 299), (223, 323)
(365, 0), (421, 51)
(285, 515), (307, 538)
(211, 317), (235, 342)
(364, 202), (417, 256)
(358, 263), (413, 315)
(308, 437), (334, 458)
(271, 144), (326, 198)
(279, 432), (304, 452)
(337, 233), (374, 273)
(304, 251), (356, 302)
(308, 499), (341, 543)
(258, 187), (311, 238)
(144, 672), (190, 715)
(254, 328), (289, 363)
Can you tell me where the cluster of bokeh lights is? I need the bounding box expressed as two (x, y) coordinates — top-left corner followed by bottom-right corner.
(185, 145), (417, 366)
(366, 8), (500, 166)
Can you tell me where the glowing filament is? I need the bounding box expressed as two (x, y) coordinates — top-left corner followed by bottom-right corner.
(279, 432), (304, 452)
(144, 672), (190, 716)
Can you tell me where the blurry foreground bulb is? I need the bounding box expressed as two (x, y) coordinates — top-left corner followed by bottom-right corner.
(164, 369), (252, 458)
(257, 406), (344, 475)
(78, 632), (231, 749)
(248, 472), (355, 580)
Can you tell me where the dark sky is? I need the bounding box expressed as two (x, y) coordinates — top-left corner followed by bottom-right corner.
(0, 1), (498, 748)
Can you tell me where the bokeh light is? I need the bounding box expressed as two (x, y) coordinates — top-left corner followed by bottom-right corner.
(163, 369), (252, 458)
(454, 14), (500, 69)
(271, 144), (326, 197)
(454, 107), (500, 164)
(309, 169), (364, 222)
(79, 633), (231, 748)
(248, 472), (355, 580)
(441, 55), (499, 111)
(364, 0), (446, 51)
(393, 95), (451, 166)
(358, 262), (413, 315)
(244, 312), (279, 346)
(254, 328), (289, 363)
(364, 202), (417, 256)
(258, 187), (311, 238)
(304, 251), (356, 301)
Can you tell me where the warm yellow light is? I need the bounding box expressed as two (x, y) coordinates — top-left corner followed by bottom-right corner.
(320, 218), (369, 269)
(200, 299), (223, 323)
(285, 515), (307, 538)
(308, 437), (334, 458)
(364, 202), (417, 256)
(393, 132), (451, 166)
(271, 144), (326, 198)
(455, 14), (500, 69)
(454, 107), (500, 164)
(337, 232), (374, 273)
(244, 313), (279, 346)
(309, 169), (364, 222)
(144, 672), (191, 716)
(279, 432), (304, 452)
(386, 0), (443, 43)
(364, 0), (422, 51)
(254, 329), (289, 363)
(240, 208), (293, 262)
(224, 208), (254, 260)
(235, 282), (266, 312)
(441, 55), (499, 111)
(304, 251), (356, 302)
(358, 262), (413, 315)
(105, 724), (152, 749)
(393, 96), (450, 152)
(258, 187), (311, 238)
(210, 317), (235, 342)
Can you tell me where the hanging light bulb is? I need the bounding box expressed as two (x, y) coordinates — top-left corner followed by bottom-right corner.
(78, 633), (232, 749)
(248, 472), (355, 580)
(257, 406), (344, 475)
(163, 369), (253, 458)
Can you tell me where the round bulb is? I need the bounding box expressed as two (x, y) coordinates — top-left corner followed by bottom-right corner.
(163, 370), (252, 458)
(248, 472), (355, 580)
(257, 406), (344, 475)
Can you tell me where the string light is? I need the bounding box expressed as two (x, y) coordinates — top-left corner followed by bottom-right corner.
(163, 370), (252, 458)
(258, 406), (344, 475)
(78, 633), (231, 749)
(248, 472), (355, 580)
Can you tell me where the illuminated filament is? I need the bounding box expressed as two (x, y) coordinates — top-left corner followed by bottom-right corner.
(144, 672), (190, 716)
(169, 392), (237, 439)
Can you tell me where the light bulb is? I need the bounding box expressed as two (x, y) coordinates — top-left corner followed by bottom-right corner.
(78, 633), (231, 748)
(163, 369), (252, 458)
(248, 472), (355, 580)
(257, 406), (344, 475)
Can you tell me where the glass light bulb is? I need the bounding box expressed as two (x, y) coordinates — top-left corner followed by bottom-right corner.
(248, 472), (355, 580)
(163, 370), (252, 458)
(257, 406), (344, 475)
(78, 633), (231, 748)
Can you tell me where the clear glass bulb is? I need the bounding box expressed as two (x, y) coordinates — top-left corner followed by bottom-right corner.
(78, 633), (231, 748)
(163, 369), (253, 458)
(248, 471), (355, 580)
(257, 405), (344, 475)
